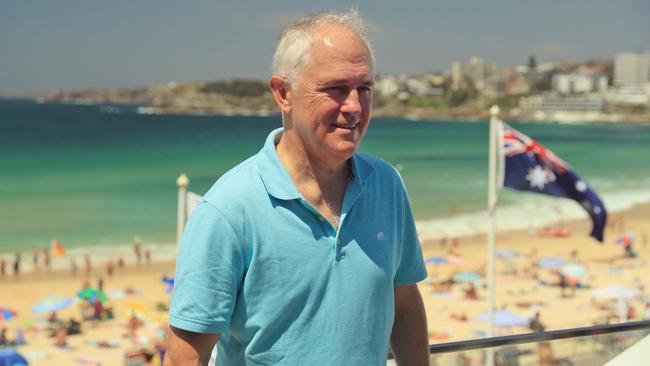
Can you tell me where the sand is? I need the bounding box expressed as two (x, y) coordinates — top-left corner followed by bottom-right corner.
(1, 203), (648, 365)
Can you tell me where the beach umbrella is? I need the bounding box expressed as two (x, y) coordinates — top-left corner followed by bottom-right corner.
(453, 271), (482, 283)
(162, 276), (175, 293)
(0, 307), (17, 321)
(496, 248), (520, 261)
(476, 309), (529, 328)
(560, 263), (587, 278)
(591, 285), (639, 300)
(32, 296), (74, 314)
(0, 348), (29, 366)
(78, 288), (109, 303)
(536, 256), (566, 268)
(425, 256), (449, 265)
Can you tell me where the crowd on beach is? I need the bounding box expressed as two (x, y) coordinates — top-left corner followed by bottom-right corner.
(0, 238), (169, 366)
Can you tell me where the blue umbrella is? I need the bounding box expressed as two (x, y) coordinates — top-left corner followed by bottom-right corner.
(476, 310), (529, 328)
(560, 263), (587, 278)
(496, 248), (520, 260)
(425, 256), (449, 265)
(162, 276), (175, 293)
(0, 348), (29, 365)
(536, 256), (566, 268)
(453, 271), (482, 282)
(32, 296), (73, 314)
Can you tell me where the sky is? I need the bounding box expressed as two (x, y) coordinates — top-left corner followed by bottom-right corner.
(1, 0), (648, 92)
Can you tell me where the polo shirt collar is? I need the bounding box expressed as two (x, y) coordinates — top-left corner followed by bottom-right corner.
(257, 128), (302, 200)
(257, 128), (374, 200)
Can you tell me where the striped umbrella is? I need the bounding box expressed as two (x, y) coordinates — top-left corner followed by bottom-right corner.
(0, 307), (17, 321)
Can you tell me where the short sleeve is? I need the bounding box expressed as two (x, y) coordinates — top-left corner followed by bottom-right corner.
(393, 176), (427, 287)
(169, 201), (246, 334)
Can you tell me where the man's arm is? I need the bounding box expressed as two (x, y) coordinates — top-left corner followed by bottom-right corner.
(390, 284), (429, 366)
(164, 326), (220, 366)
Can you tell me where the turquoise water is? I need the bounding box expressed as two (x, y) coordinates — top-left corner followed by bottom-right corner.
(1, 100), (649, 251)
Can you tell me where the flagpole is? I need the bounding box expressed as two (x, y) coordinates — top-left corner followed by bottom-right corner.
(176, 174), (190, 245)
(485, 105), (500, 366)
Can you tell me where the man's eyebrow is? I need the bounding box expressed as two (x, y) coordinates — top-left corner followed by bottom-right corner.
(320, 79), (375, 86)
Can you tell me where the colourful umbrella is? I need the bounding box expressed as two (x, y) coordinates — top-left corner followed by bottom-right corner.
(536, 256), (566, 268)
(496, 248), (520, 260)
(0, 348), (29, 365)
(476, 310), (529, 328)
(453, 271), (483, 282)
(78, 288), (109, 303)
(425, 256), (449, 265)
(32, 296), (74, 314)
(560, 263), (587, 278)
(0, 307), (17, 321)
(162, 276), (175, 293)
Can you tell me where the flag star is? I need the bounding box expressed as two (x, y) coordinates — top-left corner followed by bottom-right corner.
(525, 165), (548, 190)
(575, 180), (588, 192)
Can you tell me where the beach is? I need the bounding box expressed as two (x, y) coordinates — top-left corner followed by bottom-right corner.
(1, 203), (648, 365)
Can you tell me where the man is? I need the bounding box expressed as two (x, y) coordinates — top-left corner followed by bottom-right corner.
(166, 9), (429, 365)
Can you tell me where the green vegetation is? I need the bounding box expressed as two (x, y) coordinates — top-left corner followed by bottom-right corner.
(201, 79), (268, 97)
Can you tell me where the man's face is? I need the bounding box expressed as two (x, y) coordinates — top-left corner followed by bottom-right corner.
(287, 24), (373, 162)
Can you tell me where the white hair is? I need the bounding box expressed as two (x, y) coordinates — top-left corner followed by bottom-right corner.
(271, 9), (375, 85)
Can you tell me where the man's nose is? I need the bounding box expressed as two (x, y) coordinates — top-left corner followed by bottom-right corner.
(341, 88), (362, 115)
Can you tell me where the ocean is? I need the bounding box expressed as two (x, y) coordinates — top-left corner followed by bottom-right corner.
(1, 99), (650, 259)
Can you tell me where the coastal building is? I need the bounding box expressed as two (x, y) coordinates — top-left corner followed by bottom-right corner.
(614, 51), (650, 87)
(518, 94), (605, 113)
(451, 61), (464, 90)
(552, 73), (608, 94)
(375, 76), (400, 97)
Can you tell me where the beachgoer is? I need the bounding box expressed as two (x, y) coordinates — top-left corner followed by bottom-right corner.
(13, 252), (21, 278)
(43, 248), (51, 271)
(0, 327), (7, 346)
(32, 248), (39, 270)
(529, 312), (545, 332)
(134, 236), (143, 264)
(128, 311), (140, 343)
(84, 254), (92, 276)
(97, 276), (104, 291)
(70, 258), (78, 275)
(13, 328), (26, 345)
(145, 249), (151, 265)
(117, 256), (125, 269)
(54, 324), (68, 348)
(166, 9), (428, 366)
(0, 258), (5, 278)
(92, 298), (103, 321)
(106, 259), (114, 277)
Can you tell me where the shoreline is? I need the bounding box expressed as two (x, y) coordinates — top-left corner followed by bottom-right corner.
(2, 97), (649, 125)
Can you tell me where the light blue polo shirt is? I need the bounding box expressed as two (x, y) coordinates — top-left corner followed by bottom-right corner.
(170, 128), (427, 366)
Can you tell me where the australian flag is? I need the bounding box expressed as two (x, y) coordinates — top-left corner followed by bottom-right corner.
(501, 122), (607, 242)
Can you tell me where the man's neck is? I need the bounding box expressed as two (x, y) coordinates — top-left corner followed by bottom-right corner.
(276, 132), (351, 228)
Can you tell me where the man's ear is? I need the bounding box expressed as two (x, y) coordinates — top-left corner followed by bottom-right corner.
(269, 76), (292, 114)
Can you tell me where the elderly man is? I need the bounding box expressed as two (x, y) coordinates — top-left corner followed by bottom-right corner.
(166, 9), (429, 366)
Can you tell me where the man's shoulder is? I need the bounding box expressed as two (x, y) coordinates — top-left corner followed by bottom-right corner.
(201, 154), (265, 207)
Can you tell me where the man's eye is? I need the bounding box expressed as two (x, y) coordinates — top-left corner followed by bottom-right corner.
(325, 86), (346, 94)
(358, 86), (372, 94)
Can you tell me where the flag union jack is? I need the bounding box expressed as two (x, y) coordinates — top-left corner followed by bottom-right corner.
(500, 122), (607, 242)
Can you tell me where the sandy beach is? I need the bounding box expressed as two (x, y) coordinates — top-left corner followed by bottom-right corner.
(1, 203), (649, 365)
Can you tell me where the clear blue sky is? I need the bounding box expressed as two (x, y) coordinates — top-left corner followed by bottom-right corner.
(1, 0), (648, 92)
